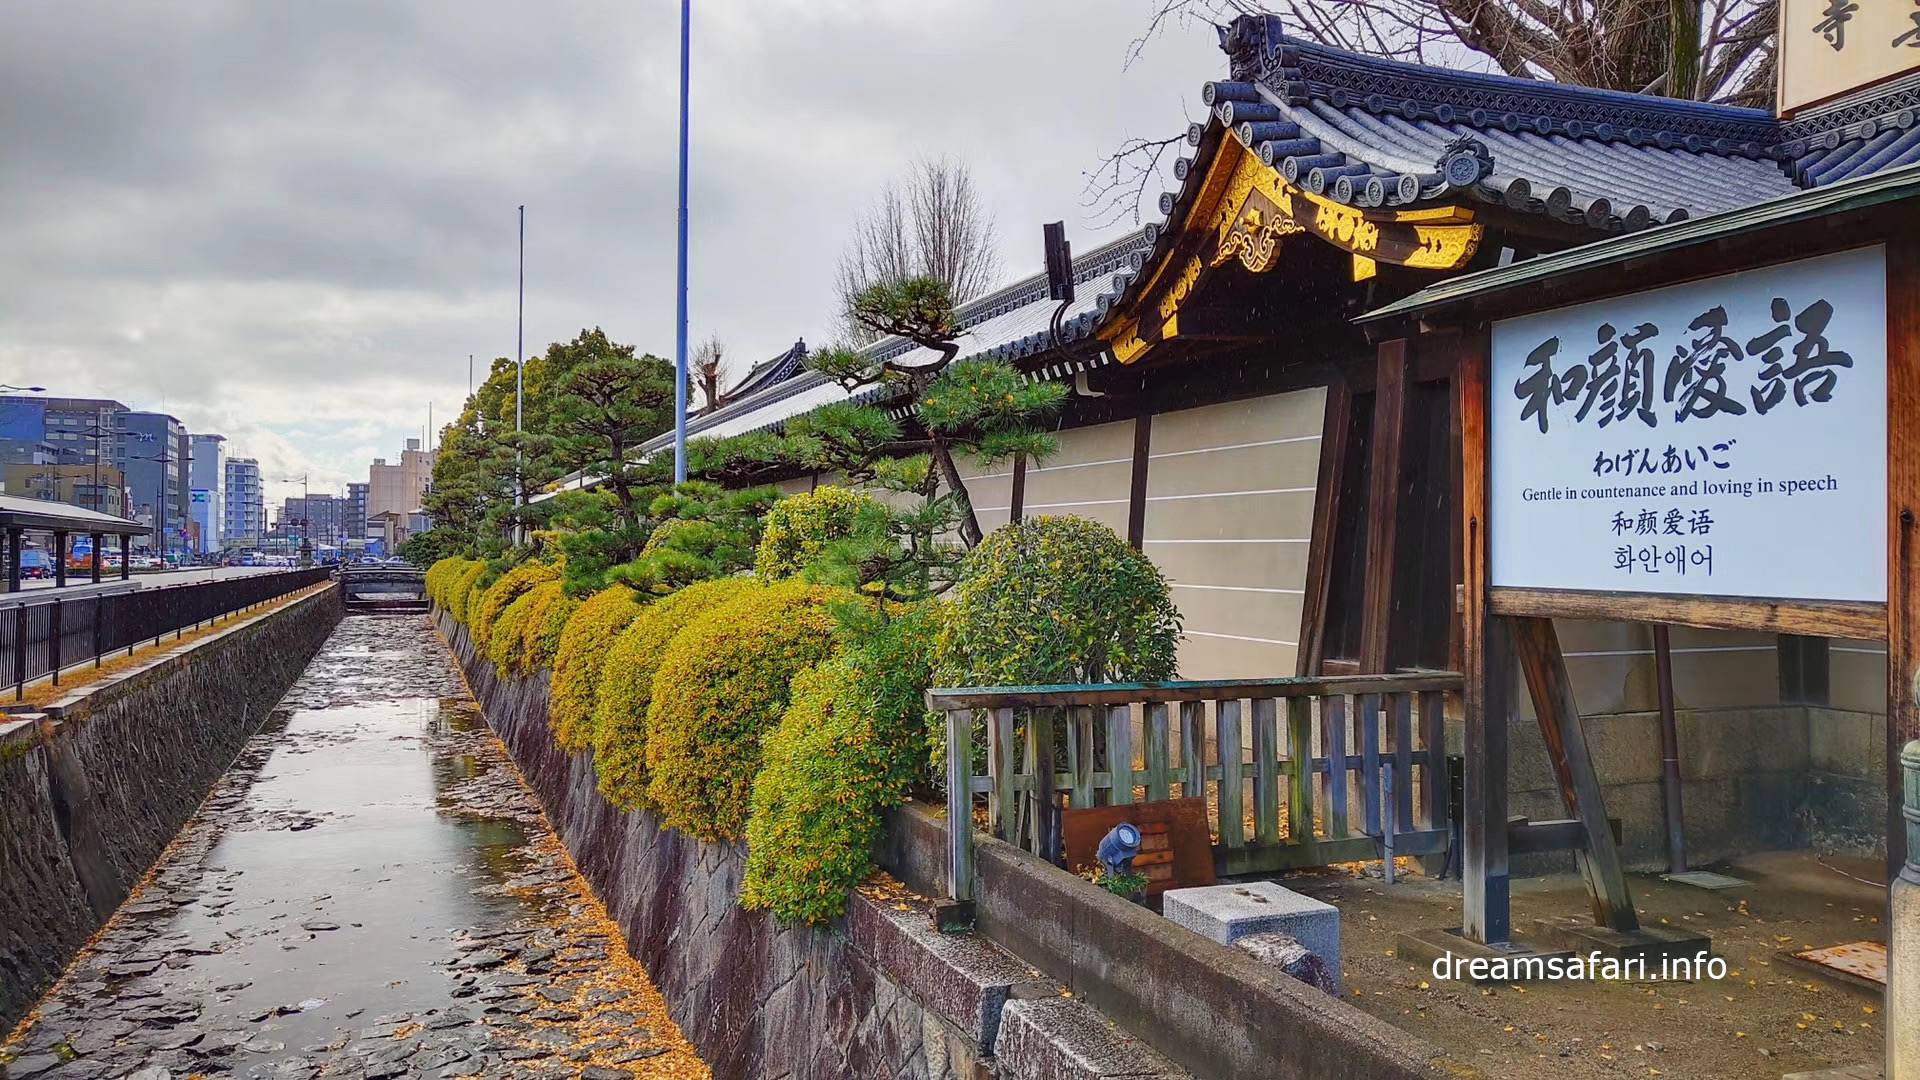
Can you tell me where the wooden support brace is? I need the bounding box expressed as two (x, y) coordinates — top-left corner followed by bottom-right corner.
(1510, 615), (1639, 932)
(1458, 327), (1512, 945)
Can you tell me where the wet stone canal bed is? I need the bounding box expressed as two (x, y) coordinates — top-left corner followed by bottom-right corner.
(2, 615), (708, 1080)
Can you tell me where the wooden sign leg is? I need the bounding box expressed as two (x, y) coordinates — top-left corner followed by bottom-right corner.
(1458, 326), (1511, 945)
(1511, 615), (1639, 932)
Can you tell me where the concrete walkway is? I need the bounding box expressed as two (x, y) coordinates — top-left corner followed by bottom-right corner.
(0, 615), (706, 1080)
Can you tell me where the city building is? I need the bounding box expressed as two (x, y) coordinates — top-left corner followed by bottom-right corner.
(281, 494), (347, 548)
(0, 463), (126, 516)
(0, 439), (57, 465)
(0, 396), (130, 470)
(188, 434), (226, 554)
(223, 457), (265, 549)
(368, 438), (435, 523)
(120, 412), (188, 554)
(344, 482), (369, 540)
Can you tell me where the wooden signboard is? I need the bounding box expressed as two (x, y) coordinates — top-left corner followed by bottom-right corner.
(1487, 245), (1890, 639)
(1061, 797), (1217, 897)
(1778, 0), (1920, 115)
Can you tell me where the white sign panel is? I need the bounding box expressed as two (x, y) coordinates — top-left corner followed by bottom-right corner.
(1490, 246), (1887, 604)
(1779, 0), (1920, 114)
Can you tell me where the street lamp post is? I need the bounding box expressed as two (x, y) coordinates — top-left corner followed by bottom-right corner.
(281, 474), (310, 566)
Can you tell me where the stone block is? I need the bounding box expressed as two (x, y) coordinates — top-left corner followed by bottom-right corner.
(992, 997), (1186, 1079)
(843, 888), (1042, 1054)
(1161, 882), (1339, 989)
(1808, 708), (1884, 778)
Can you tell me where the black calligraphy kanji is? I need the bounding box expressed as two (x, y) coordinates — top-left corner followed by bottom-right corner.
(1816, 0), (1859, 49)
(1663, 508), (1685, 535)
(1898, 0), (1920, 46)
(1514, 336), (1587, 433)
(1688, 509), (1714, 535)
(1611, 511), (1632, 535)
(1576, 322), (1659, 429)
(1636, 509), (1658, 535)
(1666, 306), (1748, 422)
(1748, 297), (1853, 413)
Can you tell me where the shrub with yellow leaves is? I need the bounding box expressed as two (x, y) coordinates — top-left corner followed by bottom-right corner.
(472, 561), (561, 654)
(643, 579), (845, 841)
(742, 601), (939, 924)
(590, 577), (763, 811)
(752, 486), (880, 580)
(548, 585), (645, 752)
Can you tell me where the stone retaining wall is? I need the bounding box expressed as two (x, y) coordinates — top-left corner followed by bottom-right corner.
(0, 584), (342, 1032)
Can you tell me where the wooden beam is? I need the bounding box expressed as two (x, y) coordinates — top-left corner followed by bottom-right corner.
(1888, 230), (1920, 880)
(1298, 377), (1353, 675)
(1457, 327), (1511, 944)
(1490, 586), (1887, 640)
(1127, 414), (1151, 551)
(1360, 338), (1411, 673)
(1510, 615), (1639, 932)
(1010, 454), (1027, 525)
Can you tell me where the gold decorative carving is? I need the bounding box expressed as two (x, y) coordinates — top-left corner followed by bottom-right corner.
(1157, 255), (1205, 322)
(1211, 201), (1303, 273)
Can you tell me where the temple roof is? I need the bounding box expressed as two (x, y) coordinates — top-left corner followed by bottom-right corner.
(722, 338), (808, 401)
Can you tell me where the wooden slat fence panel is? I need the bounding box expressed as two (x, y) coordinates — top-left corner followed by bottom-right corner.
(929, 673), (1464, 900)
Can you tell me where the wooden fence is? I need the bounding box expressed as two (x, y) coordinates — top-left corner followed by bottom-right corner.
(927, 673), (1465, 902)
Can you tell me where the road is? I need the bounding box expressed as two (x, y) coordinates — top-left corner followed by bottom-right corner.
(9, 565), (301, 597)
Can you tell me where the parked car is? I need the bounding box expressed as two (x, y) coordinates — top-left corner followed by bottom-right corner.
(18, 551), (51, 579)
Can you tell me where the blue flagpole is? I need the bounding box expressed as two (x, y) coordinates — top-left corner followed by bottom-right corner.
(673, 0), (690, 486)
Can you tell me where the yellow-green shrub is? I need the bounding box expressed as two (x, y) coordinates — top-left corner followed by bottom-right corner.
(742, 602), (939, 923)
(591, 577), (763, 810)
(754, 486), (879, 580)
(447, 560), (489, 623)
(643, 580), (844, 841)
(548, 586), (644, 752)
(519, 582), (577, 673)
(487, 589), (541, 676)
(473, 562), (560, 653)
(426, 557), (475, 609)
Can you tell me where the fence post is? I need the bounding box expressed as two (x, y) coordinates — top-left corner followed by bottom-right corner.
(1216, 699), (1244, 849)
(14, 604), (26, 701)
(49, 600), (61, 687)
(93, 596), (103, 669)
(945, 709), (975, 908)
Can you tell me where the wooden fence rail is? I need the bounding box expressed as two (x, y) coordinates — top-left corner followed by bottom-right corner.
(928, 672), (1465, 901)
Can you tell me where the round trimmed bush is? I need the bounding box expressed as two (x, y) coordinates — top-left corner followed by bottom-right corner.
(643, 579), (845, 841)
(447, 560), (489, 623)
(487, 589), (541, 676)
(742, 602), (939, 923)
(473, 562), (560, 653)
(519, 581), (577, 673)
(591, 577), (763, 811)
(548, 586), (645, 752)
(426, 557), (475, 609)
(934, 515), (1181, 686)
(754, 486), (880, 580)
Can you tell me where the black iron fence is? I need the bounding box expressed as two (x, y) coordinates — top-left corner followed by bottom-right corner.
(0, 567), (332, 699)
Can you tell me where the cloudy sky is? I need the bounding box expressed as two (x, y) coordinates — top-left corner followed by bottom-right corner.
(0, 1), (1226, 511)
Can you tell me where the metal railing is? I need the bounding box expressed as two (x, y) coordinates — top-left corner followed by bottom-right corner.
(0, 567), (332, 699)
(927, 672), (1465, 902)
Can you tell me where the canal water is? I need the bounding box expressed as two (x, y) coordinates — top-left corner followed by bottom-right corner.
(1, 615), (707, 1080)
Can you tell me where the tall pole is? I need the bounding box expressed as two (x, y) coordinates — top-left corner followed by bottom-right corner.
(673, 0), (690, 487)
(468, 353), (474, 398)
(515, 204), (526, 543)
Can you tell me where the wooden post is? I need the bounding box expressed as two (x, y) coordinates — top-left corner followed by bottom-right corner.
(1361, 338), (1411, 673)
(1511, 615), (1639, 931)
(1459, 325), (1512, 944)
(1888, 231), (1920, 882)
(1010, 454), (1027, 525)
(990, 707), (1016, 841)
(88, 533), (103, 584)
(1324, 695), (1350, 839)
(1299, 378), (1352, 675)
(1286, 696), (1315, 846)
(1252, 696), (1280, 846)
(1107, 705), (1135, 806)
(1217, 699), (1245, 849)
(1144, 702), (1172, 802)
(1180, 701), (1205, 798)
(945, 711), (973, 902)
(52, 531), (67, 589)
(1032, 708), (1061, 866)
(1127, 414), (1152, 551)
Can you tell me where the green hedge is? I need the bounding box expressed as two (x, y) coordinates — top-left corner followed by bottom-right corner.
(742, 602), (939, 923)
(487, 588), (541, 676)
(447, 560), (489, 624)
(548, 586), (644, 753)
(522, 582), (578, 673)
(643, 579), (844, 841)
(591, 577), (763, 811)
